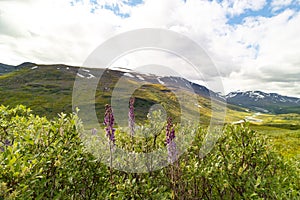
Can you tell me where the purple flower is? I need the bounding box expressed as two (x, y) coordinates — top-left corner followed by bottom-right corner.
(128, 97), (135, 137)
(0, 139), (11, 152)
(166, 118), (177, 163)
(104, 104), (115, 144)
(4, 139), (11, 146)
(167, 140), (177, 163)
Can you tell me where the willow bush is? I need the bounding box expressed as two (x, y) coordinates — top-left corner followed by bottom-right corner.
(0, 105), (299, 199)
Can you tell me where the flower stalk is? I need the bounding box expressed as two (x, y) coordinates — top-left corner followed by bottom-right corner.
(128, 97), (135, 139)
(166, 117), (177, 163)
(104, 104), (115, 183)
(104, 104), (115, 145)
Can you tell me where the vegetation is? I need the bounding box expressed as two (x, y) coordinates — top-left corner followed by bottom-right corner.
(0, 66), (75, 118)
(251, 125), (300, 159)
(0, 64), (242, 125)
(0, 64), (299, 199)
(1, 105), (299, 199)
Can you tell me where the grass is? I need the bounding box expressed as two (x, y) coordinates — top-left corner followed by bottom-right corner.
(250, 125), (300, 159)
(0, 64), (299, 161)
(0, 66), (74, 118)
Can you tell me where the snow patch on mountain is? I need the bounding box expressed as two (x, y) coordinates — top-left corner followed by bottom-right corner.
(194, 103), (202, 108)
(87, 73), (95, 79)
(227, 93), (237, 98)
(249, 91), (265, 99)
(157, 78), (165, 85)
(77, 73), (85, 78)
(113, 67), (133, 73)
(136, 75), (145, 81)
(124, 73), (134, 78)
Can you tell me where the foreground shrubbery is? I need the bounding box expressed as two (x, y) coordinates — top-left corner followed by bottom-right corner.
(0, 105), (299, 199)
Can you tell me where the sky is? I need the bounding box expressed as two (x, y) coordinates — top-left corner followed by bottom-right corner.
(0, 0), (299, 97)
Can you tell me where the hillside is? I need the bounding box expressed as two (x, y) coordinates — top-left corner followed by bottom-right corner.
(0, 62), (299, 169)
(0, 62), (299, 127)
(0, 63), (233, 125)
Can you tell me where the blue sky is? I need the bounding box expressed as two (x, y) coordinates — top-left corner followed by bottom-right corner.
(71, 0), (144, 16)
(0, 0), (299, 97)
(69, 0), (300, 24)
(227, 0), (300, 24)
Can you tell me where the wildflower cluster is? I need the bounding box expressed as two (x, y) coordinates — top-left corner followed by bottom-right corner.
(104, 104), (115, 144)
(128, 97), (135, 137)
(103, 102), (177, 163)
(166, 117), (177, 163)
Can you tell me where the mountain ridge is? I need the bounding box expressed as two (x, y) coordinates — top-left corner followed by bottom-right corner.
(1, 62), (299, 115)
(226, 90), (300, 114)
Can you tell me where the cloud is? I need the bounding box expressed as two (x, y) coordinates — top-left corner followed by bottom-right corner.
(221, 0), (267, 16)
(120, 0), (237, 77)
(221, 9), (300, 96)
(70, 0), (144, 17)
(0, 0), (299, 97)
(271, 0), (293, 11)
(0, 0), (122, 65)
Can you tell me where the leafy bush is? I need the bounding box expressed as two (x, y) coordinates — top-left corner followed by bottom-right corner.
(0, 105), (299, 199)
(0, 105), (107, 199)
(179, 125), (300, 199)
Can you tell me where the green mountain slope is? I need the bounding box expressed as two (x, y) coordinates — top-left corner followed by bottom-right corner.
(0, 62), (299, 159)
(0, 63), (250, 124)
(1, 62), (299, 129)
(0, 63), (76, 117)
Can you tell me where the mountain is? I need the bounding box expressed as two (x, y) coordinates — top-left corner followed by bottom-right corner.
(118, 71), (225, 102)
(0, 63), (17, 75)
(226, 91), (300, 114)
(0, 62), (231, 125)
(0, 62), (36, 75)
(0, 62), (299, 123)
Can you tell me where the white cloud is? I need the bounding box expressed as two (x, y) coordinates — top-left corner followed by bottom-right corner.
(271, 0), (293, 12)
(221, 0), (267, 16)
(0, 0), (299, 97)
(0, 0), (122, 65)
(271, 0), (293, 6)
(221, 9), (300, 96)
(72, 0), (136, 16)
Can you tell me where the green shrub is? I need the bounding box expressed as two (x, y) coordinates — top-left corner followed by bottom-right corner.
(179, 124), (300, 199)
(0, 105), (108, 199)
(0, 105), (299, 199)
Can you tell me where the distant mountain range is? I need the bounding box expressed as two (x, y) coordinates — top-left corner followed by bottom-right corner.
(0, 63), (18, 74)
(226, 91), (300, 114)
(0, 62), (299, 117)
